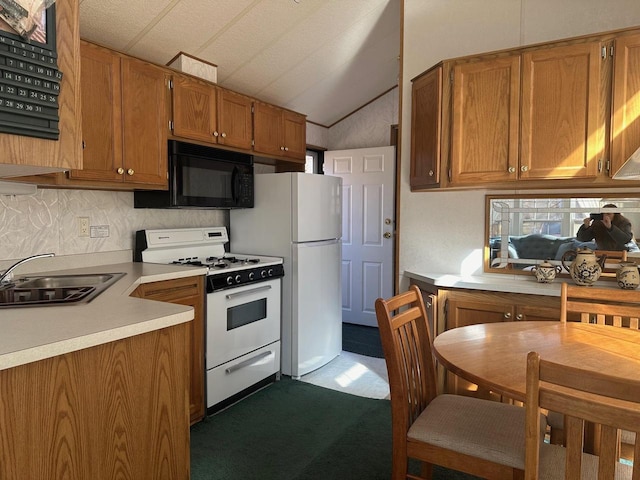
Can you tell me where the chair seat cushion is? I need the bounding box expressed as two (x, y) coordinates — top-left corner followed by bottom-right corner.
(538, 443), (632, 479)
(407, 394), (546, 469)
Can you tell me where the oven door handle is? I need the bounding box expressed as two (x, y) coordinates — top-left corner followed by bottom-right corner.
(225, 284), (272, 300)
(225, 351), (273, 374)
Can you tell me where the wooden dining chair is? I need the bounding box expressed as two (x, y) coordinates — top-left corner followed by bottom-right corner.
(550, 282), (640, 457)
(375, 286), (541, 480)
(525, 351), (640, 480)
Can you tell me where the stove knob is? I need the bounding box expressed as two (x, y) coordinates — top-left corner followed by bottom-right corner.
(261, 270), (267, 278)
(268, 268), (274, 277)
(226, 276), (234, 285)
(248, 272), (255, 280)
(235, 274), (242, 284)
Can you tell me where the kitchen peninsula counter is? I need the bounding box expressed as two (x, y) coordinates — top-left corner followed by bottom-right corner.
(0, 262), (207, 370)
(405, 270), (624, 296)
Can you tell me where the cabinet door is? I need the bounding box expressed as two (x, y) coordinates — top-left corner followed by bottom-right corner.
(450, 56), (520, 185)
(171, 74), (217, 144)
(71, 42), (123, 182)
(611, 32), (640, 177)
(515, 304), (560, 322)
(410, 66), (442, 189)
(282, 110), (306, 161)
(521, 42), (603, 179)
(446, 298), (514, 328)
(253, 102), (284, 157)
(217, 88), (253, 150)
(121, 57), (169, 186)
(131, 276), (206, 425)
(445, 298), (511, 399)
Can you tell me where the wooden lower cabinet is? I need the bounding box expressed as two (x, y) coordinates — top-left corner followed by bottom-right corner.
(411, 284), (561, 400)
(131, 275), (206, 425)
(0, 323), (190, 480)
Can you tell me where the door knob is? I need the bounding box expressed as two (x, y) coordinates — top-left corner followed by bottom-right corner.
(117, 167), (124, 174)
(385, 218), (393, 225)
(383, 232), (392, 239)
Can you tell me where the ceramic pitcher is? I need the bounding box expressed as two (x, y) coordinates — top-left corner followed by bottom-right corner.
(530, 260), (562, 283)
(561, 248), (607, 286)
(617, 262), (640, 289)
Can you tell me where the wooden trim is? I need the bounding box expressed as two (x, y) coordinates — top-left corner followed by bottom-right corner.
(394, 0), (404, 295)
(166, 51), (218, 68)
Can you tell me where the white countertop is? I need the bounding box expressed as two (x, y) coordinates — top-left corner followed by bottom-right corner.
(0, 262), (207, 371)
(404, 270), (624, 296)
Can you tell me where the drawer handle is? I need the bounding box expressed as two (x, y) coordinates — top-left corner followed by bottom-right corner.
(225, 351), (273, 374)
(225, 284), (272, 300)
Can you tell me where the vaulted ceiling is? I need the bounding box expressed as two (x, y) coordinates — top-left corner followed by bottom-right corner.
(78, 0), (401, 127)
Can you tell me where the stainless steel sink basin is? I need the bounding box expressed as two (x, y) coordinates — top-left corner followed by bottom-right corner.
(0, 272), (126, 308)
(17, 273), (119, 289)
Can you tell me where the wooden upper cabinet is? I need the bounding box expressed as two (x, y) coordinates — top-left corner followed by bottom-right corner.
(70, 42), (168, 188)
(72, 41), (122, 182)
(217, 88), (253, 150)
(611, 32), (640, 177)
(449, 56), (520, 185)
(121, 57), (169, 185)
(0, 0), (81, 174)
(520, 41), (603, 180)
(253, 101), (306, 162)
(170, 74), (252, 150)
(282, 110), (306, 160)
(410, 65), (442, 189)
(171, 73), (217, 143)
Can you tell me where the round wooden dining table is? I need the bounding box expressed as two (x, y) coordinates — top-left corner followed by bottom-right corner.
(432, 321), (640, 403)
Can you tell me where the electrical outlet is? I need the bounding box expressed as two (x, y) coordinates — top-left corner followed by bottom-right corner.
(78, 217), (90, 237)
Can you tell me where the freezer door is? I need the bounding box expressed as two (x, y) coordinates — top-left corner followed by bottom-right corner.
(290, 239), (342, 377)
(292, 173), (342, 242)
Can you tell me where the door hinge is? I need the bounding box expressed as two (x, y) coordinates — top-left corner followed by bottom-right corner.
(168, 79), (173, 89)
(610, 45), (614, 58)
(450, 69), (454, 84)
(169, 120), (174, 131)
(251, 105), (255, 114)
(601, 46), (607, 59)
(606, 159), (611, 173)
(598, 159), (602, 172)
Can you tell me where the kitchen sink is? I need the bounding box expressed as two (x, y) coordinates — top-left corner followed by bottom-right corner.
(0, 272), (126, 308)
(17, 273), (118, 289)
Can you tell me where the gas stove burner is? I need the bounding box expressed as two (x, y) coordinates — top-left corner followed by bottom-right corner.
(247, 258), (260, 264)
(212, 262), (228, 269)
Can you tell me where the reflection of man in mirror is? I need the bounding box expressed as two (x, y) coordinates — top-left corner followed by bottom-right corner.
(576, 203), (634, 251)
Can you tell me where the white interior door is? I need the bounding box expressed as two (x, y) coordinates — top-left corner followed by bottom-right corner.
(324, 146), (395, 327)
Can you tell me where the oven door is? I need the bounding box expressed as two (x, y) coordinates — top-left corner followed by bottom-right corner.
(206, 278), (281, 369)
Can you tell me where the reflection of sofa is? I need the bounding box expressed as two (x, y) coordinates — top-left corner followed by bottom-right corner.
(490, 234), (575, 261)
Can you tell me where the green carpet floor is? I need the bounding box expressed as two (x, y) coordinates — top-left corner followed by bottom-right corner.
(190, 377), (480, 480)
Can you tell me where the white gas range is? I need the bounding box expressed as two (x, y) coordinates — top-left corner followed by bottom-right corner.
(135, 226), (284, 413)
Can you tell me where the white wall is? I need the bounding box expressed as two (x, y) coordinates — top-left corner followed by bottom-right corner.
(0, 189), (225, 261)
(400, 0), (640, 288)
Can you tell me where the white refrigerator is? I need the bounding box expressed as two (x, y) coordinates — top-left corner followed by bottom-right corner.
(230, 172), (342, 377)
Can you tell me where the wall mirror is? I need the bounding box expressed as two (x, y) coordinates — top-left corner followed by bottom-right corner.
(485, 194), (640, 274)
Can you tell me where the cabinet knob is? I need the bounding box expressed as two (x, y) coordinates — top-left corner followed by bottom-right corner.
(504, 312), (512, 319)
(117, 167), (124, 175)
(284, 146), (289, 151)
(82, 141), (86, 150)
(221, 132), (226, 138)
(280, 146), (285, 151)
(516, 314), (523, 320)
(521, 165), (529, 172)
(213, 131), (219, 137)
(428, 170), (434, 176)
(127, 169), (134, 176)
(508, 167), (516, 173)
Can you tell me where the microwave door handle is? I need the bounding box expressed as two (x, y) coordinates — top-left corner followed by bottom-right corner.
(231, 166), (240, 204)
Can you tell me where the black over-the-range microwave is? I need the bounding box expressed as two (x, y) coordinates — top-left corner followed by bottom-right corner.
(134, 140), (254, 209)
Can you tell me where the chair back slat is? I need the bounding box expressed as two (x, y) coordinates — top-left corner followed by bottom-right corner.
(375, 286), (438, 434)
(561, 282), (640, 327)
(525, 351), (640, 480)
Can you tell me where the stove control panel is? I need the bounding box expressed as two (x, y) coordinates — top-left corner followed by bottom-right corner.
(207, 264), (284, 292)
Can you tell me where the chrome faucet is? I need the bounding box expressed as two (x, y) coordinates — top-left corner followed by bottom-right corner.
(0, 253), (55, 285)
